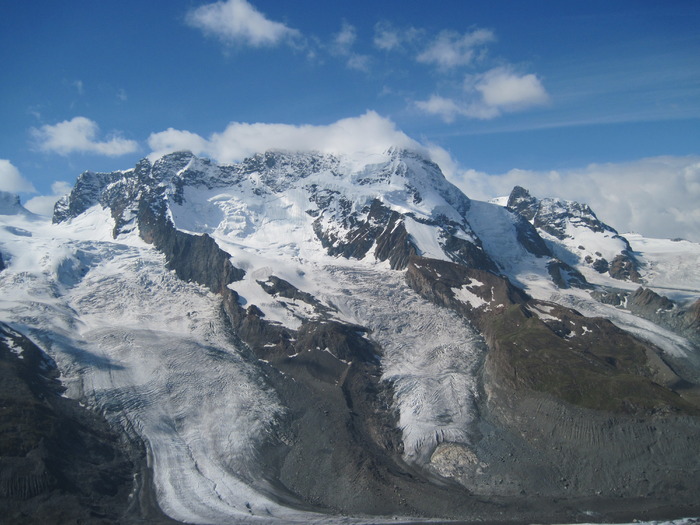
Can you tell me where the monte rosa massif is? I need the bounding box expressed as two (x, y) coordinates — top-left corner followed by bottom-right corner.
(1, 148), (699, 524)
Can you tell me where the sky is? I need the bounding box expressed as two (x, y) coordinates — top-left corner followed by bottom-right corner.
(1, 0), (699, 241)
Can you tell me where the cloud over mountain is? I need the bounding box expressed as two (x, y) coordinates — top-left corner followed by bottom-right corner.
(31, 117), (138, 157)
(0, 159), (36, 193)
(452, 155), (700, 242)
(147, 111), (426, 163)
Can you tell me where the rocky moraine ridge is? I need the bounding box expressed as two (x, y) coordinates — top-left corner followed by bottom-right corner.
(1, 149), (699, 523)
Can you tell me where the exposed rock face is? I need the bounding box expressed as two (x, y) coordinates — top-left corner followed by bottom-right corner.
(609, 253), (642, 282)
(507, 186), (641, 282)
(546, 258), (590, 289)
(511, 212), (552, 257)
(0, 251), (5, 272)
(0, 323), (173, 524)
(312, 198), (418, 270)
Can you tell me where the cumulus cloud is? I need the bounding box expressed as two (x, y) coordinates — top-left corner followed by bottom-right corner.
(24, 181), (73, 216)
(148, 111), (428, 163)
(417, 67), (549, 122)
(147, 128), (210, 157)
(31, 117), (138, 156)
(416, 29), (495, 69)
(0, 159), (36, 193)
(186, 0), (300, 47)
(450, 156), (700, 242)
(473, 67), (549, 111)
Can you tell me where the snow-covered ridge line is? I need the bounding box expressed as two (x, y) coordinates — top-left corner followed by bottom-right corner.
(3, 145), (700, 523)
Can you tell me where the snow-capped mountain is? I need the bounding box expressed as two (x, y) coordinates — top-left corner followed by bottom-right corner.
(506, 185), (641, 282)
(1, 149), (699, 524)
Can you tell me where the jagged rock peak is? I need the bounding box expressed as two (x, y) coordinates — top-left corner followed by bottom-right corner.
(54, 148), (470, 222)
(507, 185), (616, 240)
(505, 185), (642, 282)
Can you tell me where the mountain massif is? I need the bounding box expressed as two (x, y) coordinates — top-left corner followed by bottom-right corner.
(1, 149), (699, 524)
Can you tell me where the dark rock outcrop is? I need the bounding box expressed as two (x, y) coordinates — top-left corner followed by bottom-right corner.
(313, 199), (417, 269)
(507, 185), (612, 240)
(546, 258), (590, 289)
(137, 191), (245, 293)
(609, 253), (642, 282)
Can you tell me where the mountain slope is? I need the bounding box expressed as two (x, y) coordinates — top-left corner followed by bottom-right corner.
(1, 149), (699, 523)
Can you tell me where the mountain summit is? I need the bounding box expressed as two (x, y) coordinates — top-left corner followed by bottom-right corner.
(1, 149), (699, 523)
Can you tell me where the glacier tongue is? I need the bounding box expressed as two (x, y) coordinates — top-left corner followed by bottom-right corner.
(319, 265), (486, 463)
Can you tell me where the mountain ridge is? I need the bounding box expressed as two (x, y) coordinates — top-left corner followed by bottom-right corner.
(1, 149), (699, 523)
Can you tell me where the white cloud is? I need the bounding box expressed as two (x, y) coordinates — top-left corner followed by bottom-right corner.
(24, 181), (73, 216)
(415, 94), (502, 122)
(374, 23), (401, 51)
(450, 156), (700, 242)
(334, 22), (356, 52)
(147, 128), (210, 157)
(0, 159), (36, 193)
(417, 29), (495, 69)
(346, 54), (370, 71)
(186, 0), (300, 47)
(148, 111), (427, 163)
(415, 95), (468, 123)
(373, 22), (421, 52)
(473, 67), (549, 111)
(331, 22), (370, 71)
(31, 116), (139, 156)
(416, 67), (549, 121)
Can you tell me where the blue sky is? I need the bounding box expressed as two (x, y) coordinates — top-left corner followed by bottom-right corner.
(1, 0), (699, 240)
